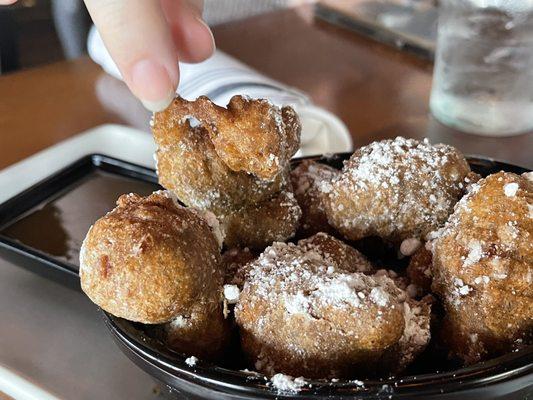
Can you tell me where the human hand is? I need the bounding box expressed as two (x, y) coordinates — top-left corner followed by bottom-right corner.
(83, 0), (214, 111)
(1, 0), (215, 111)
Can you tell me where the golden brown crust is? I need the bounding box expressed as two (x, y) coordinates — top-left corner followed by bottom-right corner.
(153, 116), (286, 215)
(159, 95), (300, 180)
(431, 172), (533, 364)
(235, 240), (431, 378)
(80, 191), (224, 324)
(152, 95), (301, 249)
(323, 137), (476, 243)
(290, 160), (339, 236)
(221, 191), (302, 250)
(163, 293), (231, 360)
(297, 232), (374, 274)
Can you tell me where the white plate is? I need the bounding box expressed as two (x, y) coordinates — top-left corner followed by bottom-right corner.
(0, 125), (156, 205)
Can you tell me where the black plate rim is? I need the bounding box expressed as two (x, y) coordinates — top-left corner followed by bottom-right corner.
(102, 311), (533, 397)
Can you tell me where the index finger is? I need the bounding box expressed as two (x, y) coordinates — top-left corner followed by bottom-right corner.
(84, 0), (179, 111)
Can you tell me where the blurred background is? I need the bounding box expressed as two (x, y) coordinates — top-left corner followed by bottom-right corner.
(2, 0), (531, 167)
(1, 0), (307, 72)
(1, 0), (439, 73)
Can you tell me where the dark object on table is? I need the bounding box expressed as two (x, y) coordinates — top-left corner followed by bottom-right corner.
(0, 8), (19, 73)
(315, 0), (437, 59)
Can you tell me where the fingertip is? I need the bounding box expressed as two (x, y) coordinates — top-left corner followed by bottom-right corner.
(194, 16), (216, 61)
(128, 59), (177, 112)
(141, 91), (175, 113)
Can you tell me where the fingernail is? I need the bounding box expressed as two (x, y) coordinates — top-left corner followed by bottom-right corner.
(130, 59), (176, 112)
(140, 92), (175, 113)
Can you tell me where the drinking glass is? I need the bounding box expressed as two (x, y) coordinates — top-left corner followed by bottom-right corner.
(430, 0), (533, 136)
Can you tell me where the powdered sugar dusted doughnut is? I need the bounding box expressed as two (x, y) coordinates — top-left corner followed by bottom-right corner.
(323, 137), (477, 243)
(235, 240), (431, 378)
(431, 171), (533, 364)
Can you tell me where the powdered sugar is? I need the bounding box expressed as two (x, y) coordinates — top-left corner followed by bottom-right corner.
(474, 276), (490, 285)
(223, 284), (241, 304)
(370, 287), (389, 307)
(185, 356), (198, 367)
(169, 315), (189, 329)
(463, 240), (483, 267)
(284, 291), (311, 315)
(395, 300), (431, 368)
(270, 374), (307, 393)
(451, 278), (472, 304)
(238, 241), (398, 322)
(503, 182), (519, 197)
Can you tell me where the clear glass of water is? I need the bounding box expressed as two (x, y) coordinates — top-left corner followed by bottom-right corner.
(430, 0), (533, 136)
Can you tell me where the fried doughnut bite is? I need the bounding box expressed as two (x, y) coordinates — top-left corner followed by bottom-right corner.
(153, 114), (286, 215)
(323, 137), (478, 243)
(235, 241), (431, 378)
(431, 172), (533, 364)
(165, 95), (300, 180)
(80, 191), (224, 325)
(162, 294), (231, 360)
(152, 96), (302, 248)
(290, 160), (340, 236)
(297, 232), (373, 273)
(222, 191), (301, 249)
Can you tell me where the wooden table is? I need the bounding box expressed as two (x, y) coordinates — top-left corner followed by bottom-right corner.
(0, 6), (531, 170)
